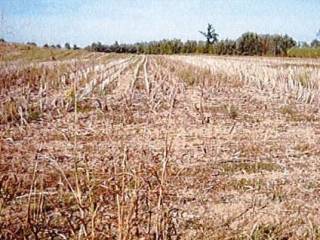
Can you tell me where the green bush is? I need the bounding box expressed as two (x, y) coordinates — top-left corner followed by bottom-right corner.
(287, 47), (320, 58)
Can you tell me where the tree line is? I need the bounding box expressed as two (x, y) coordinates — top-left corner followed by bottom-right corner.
(83, 24), (319, 57)
(84, 33), (297, 56)
(4, 24), (319, 57)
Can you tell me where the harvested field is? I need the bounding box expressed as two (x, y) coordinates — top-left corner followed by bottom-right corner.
(1, 48), (320, 239)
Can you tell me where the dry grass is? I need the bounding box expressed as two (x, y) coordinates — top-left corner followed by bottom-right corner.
(0, 43), (92, 62)
(1, 49), (320, 239)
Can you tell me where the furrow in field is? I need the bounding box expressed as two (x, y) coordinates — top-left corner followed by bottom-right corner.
(170, 55), (320, 104)
(79, 56), (136, 99)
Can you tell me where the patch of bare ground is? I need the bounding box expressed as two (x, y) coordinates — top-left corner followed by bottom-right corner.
(1, 54), (320, 239)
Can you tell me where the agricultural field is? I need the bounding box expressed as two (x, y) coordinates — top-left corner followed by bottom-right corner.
(1, 43), (320, 239)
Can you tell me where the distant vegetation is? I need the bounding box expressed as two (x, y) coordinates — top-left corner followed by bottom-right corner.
(84, 33), (297, 57)
(288, 30), (320, 58)
(2, 25), (320, 57)
(0, 43), (89, 62)
(83, 25), (320, 57)
(288, 47), (320, 58)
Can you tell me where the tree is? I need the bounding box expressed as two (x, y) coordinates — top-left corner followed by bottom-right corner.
(298, 41), (309, 48)
(200, 24), (219, 45)
(311, 39), (320, 48)
(236, 32), (263, 55)
(27, 42), (37, 46)
(65, 43), (71, 49)
(73, 44), (80, 50)
(182, 40), (198, 53)
(215, 39), (237, 55)
(110, 41), (120, 53)
(135, 43), (143, 54)
(317, 29), (320, 39)
(277, 34), (296, 56)
(43, 43), (49, 48)
(56, 44), (61, 49)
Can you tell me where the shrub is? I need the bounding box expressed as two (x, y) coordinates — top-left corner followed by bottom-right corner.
(287, 47), (320, 58)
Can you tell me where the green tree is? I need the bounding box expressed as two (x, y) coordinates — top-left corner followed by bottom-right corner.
(311, 39), (320, 48)
(200, 24), (219, 45)
(196, 41), (207, 54)
(73, 44), (80, 50)
(215, 39), (237, 55)
(298, 41), (309, 48)
(182, 40), (197, 54)
(277, 34), (296, 56)
(236, 32), (263, 55)
(65, 42), (71, 49)
(27, 42), (37, 46)
(111, 41), (120, 52)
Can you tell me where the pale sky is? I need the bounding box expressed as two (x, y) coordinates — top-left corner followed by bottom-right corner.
(0, 0), (319, 46)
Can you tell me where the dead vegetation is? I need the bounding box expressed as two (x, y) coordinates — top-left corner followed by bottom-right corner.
(1, 49), (320, 239)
